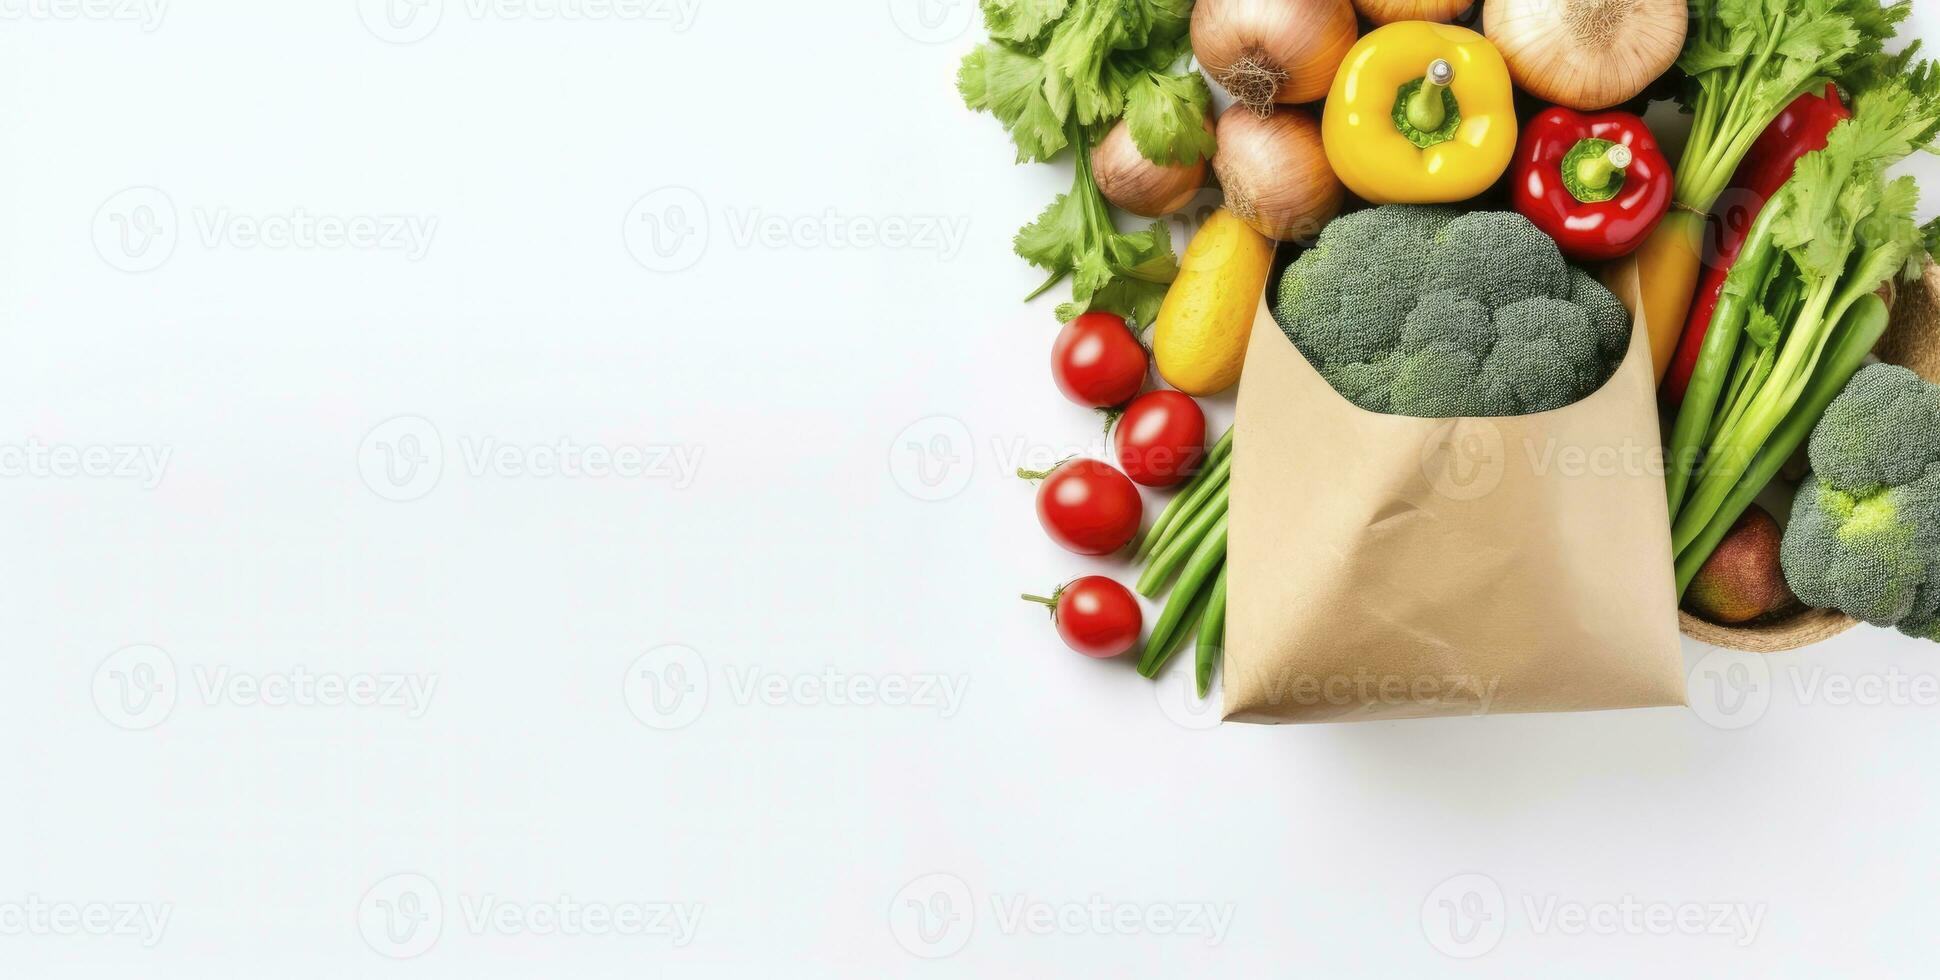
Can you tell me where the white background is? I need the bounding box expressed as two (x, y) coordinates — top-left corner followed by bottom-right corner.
(2, 1), (1939, 976)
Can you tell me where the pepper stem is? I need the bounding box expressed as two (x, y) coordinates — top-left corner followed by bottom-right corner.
(1575, 144), (1633, 193)
(1405, 59), (1454, 133)
(1560, 138), (1632, 204)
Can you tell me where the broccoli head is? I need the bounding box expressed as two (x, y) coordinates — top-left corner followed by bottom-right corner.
(1273, 206), (1631, 418)
(1780, 364), (1940, 642)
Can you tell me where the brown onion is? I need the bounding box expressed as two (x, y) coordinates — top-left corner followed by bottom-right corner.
(1211, 105), (1342, 243)
(1485, 0), (1687, 110)
(1192, 0), (1358, 113)
(1352, 0), (1473, 24)
(1092, 118), (1209, 218)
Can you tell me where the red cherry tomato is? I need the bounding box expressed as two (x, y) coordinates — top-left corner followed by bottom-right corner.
(1024, 576), (1142, 658)
(1051, 312), (1148, 408)
(1025, 458), (1142, 555)
(1113, 390), (1206, 488)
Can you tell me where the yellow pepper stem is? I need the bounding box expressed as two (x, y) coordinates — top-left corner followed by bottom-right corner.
(1576, 144), (1633, 193)
(1405, 59), (1454, 133)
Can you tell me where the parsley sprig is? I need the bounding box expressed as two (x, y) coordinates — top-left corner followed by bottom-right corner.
(958, 0), (1215, 326)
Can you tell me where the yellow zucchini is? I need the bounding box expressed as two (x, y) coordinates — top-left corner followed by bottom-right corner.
(1154, 209), (1276, 396)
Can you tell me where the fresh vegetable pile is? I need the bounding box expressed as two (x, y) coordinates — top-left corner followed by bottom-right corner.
(1666, 67), (1940, 598)
(973, 0), (1940, 711)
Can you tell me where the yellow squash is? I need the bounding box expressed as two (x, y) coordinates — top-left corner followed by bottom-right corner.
(1604, 208), (1704, 382)
(1155, 209), (1276, 396)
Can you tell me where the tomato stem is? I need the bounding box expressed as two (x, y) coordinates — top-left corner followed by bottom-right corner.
(1021, 589), (1063, 618)
(1015, 455), (1075, 482)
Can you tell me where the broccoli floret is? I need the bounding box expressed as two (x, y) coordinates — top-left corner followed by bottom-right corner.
(1391, 344), (1482, 418)
(1567, 266), (1633, 367)
(1421, 212), (1569, 310)
(1320, 361), (1399, 415)
(1780, 364), (1940, 642)
(1399, 291), (1495, 352)
(1273, 205), (1630, 419)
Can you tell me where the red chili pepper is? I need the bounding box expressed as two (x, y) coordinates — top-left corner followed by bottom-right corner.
(1662, 84), (1850, 406)
(1511, 108), (1673, 263)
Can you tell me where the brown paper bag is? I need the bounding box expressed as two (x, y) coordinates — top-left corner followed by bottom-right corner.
(1224, 280), (1686, 724)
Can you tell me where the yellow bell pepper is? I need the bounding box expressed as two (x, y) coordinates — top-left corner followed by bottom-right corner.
(1322, 22), (1517, 204)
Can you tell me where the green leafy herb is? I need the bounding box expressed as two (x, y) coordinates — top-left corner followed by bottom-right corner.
(1123, 71), (1215, 165)
(959, 0), (1212, 324)
(1676, 0), (1910, 211)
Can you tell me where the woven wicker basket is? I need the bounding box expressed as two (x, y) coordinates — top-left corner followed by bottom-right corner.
(1680, 259), (1940, 652)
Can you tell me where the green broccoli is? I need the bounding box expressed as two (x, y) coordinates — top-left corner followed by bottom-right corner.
(1780, 363), (1940, 641)
(1273, 206), (1631, 418)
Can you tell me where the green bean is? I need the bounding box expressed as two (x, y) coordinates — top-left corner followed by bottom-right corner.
(1132, 427), (1233, 561)
(1138, 515), (1228, 677)
(1135, 454), (1231, 563)
(1135, 487), (1228, 597)
(1138, 561), (1218, 679)
(1201, 425), (1234, 467)
(1195, 565), (1228, 699)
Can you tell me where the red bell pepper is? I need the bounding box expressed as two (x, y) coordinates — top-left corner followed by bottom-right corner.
(1510, 108), (1673, 263)
(1661, 84), (1850, 406)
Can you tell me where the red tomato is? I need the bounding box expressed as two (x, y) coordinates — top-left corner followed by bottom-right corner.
(1028, 458), (1142, 555)
(1025, 576), (1142, 658)
(1113, 390), (1206, 487)
(1051, 312), (1148, 408)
